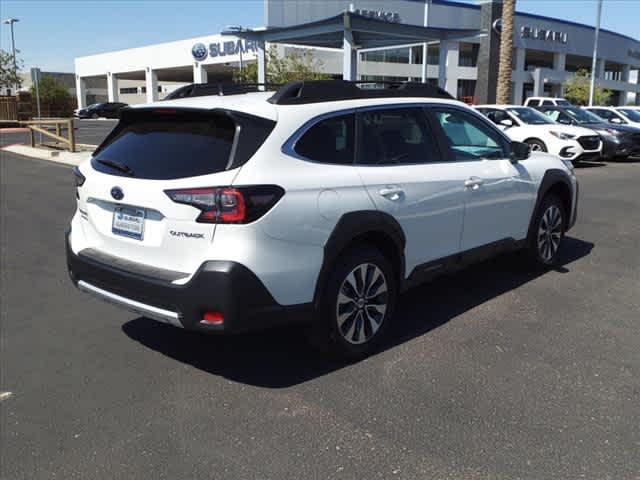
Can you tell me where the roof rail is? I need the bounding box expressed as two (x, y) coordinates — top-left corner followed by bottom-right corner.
(163, 82), (280, 101)
(267, 80), (454, 105)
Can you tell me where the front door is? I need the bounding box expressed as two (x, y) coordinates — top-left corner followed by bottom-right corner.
(429, 106), (537, 251)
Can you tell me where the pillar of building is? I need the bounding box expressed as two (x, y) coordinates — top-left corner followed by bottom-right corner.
(257, 41), (266, 88)
(343, 30), (357, 81)
(193, 63), (208, 84)
(106, 72), (118, 103)
(437, 39), (449, 90)
(553, 52), (566, 72)
(513, 47), (526, 104)
(145, 68), (158, 103)
(532, 68), (545, 96)
(474, 0), (503, 104)
(75, 75), (87, 109)
(444, 41), (458, 96)
(421, 43), (429, 83)
(596, 58), (605, 78)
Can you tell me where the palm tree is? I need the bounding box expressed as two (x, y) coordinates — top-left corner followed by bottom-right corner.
(496, 0), (516, 104)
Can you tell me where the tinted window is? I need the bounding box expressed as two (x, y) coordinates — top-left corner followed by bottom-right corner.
(92, 112), (236, 180)
(506, 107), (554, 125)
(619, 108), (640, 121)
(295, 114), (355, 164)
(542, 100), (554, 106)
(358, 108), (440, 165)
(557, 100), (572, 106)
(481, 109), (514, 126)
(432, 108), (507, 161)
(527, 99), (540, 106)
(591, 109), (625, 123)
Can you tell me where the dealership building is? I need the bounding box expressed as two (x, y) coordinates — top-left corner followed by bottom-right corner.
(74, 0), (640, 107)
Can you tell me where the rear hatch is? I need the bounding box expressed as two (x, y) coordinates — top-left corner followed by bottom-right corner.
(75, 107), (274, 276)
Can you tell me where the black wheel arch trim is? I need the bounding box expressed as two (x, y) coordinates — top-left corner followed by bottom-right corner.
(527, 169), (574, 240)
(313, 210), (406, 307)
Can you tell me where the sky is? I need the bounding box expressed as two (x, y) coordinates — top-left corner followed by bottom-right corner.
(1, 0), (639, 73)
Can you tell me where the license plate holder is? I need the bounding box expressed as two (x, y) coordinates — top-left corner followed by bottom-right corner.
(112, 206), (145, 240)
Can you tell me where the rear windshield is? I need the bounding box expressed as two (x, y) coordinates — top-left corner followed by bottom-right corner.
(92, 113), (235, 179)
(92, 110), (274, 180)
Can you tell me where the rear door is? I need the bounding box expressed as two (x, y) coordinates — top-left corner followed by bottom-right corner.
(76, 109), (269, 274)
(428, 106), (537, 250)
(354, 106), (466, 274)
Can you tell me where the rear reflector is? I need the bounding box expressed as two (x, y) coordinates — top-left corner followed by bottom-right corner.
(201, 311), (224, 325)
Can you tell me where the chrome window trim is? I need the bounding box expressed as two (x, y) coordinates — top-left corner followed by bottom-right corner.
(281, 102), (513, 165)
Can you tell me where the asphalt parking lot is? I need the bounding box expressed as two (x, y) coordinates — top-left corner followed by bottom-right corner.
(1, 151), (639, 479)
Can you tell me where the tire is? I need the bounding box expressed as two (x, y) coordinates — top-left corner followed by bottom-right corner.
(526, 194), (566, 267)
(308, 246), (397, 359)
(526, 139), (547, 153)
(91, 113), (99, 119)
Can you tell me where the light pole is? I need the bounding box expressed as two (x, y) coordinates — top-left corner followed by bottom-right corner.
(588, 0), (603, 106)
(226, 25), (245, 72)
(3, 18), (20, 94)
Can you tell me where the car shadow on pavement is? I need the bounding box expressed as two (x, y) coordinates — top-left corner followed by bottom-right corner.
(122, 236), (594, 388)
(574, 161), (606, 169)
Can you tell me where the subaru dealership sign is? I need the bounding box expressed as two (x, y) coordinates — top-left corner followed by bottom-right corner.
(191, 39), (260, 61)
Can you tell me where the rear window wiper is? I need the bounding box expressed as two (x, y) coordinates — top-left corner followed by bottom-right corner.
(96, 159), (135, 176)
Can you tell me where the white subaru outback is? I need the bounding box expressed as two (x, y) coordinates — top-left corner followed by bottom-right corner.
(67, 81), (579, 358)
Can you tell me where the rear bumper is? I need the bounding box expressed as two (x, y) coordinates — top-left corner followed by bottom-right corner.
(65, 229), (312, 334)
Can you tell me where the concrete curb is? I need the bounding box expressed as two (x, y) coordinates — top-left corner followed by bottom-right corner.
(1, 144), (92, 166)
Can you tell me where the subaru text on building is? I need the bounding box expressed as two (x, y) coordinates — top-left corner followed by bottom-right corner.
(66, 81), (579, 358)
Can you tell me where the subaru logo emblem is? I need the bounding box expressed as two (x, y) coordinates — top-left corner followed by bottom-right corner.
(111, 186), (124, 201)
(191, 43), (208, 61)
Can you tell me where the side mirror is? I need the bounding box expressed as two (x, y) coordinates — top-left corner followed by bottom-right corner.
(558, 118), (571, 125)
(510, 141), (530, 163)
(610, 117), (623, 124)
(500, 119), (514, 128)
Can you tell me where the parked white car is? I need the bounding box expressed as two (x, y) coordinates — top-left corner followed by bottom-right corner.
(583, 106), (640, 128)
(67, 81), (579, 358)
(524, 97), (572, 107)
(476, 105), (602, 162)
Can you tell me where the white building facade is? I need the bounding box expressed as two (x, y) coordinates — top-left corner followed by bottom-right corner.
(74, 0), (640, 107)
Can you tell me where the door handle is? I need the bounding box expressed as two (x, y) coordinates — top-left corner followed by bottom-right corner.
(464, 177), (484, 189)
(379, 186), (404, 201)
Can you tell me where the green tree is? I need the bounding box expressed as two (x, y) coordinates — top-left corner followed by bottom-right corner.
(30, 76), (73, 116)
(233, 46), (330, 85)
(563, 69), (611, 106)
(0, 48), (23, 91)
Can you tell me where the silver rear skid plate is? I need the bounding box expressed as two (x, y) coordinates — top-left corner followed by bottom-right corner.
(77, 280), (183, 328)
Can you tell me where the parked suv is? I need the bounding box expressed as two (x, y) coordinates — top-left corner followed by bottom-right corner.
(524, 97), (572, 107)
(535, 105), (640, 159)
(67, 81), (578, 358)
(476, 105), (602, 163)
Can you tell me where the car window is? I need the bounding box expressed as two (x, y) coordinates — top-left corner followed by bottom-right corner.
(619, 108), (640, 121)
(91, 111), (270, 180)
(482, 109), (512, 126)
(357, 108), (440, 165)
(527, 99), (540, 106)
(543, 110), (560, 122)
(506, 107), (554, 125)
(432, 108), (507, 161)
(557, 100), (572, 106)
(592, 109), (625, 123)
(542, 100), (554, 106)
(295, 114), (355, 165)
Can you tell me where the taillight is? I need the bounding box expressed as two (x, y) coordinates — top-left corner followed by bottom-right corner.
(164, 185), (284, 224)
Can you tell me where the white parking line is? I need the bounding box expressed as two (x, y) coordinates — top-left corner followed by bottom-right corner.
(0, 392), (13, 401)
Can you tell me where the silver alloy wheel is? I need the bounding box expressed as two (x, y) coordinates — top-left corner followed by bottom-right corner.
(529, 142), (543, 151)
(336, 263), (388, 345)
(537, 205), (563, 262)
